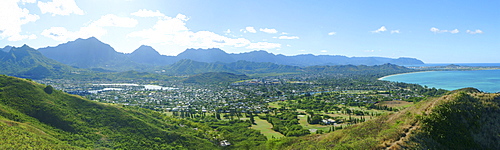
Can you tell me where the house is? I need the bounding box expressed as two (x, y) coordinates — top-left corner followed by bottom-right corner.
(220, 140), (231, 146)
(322, 119), (336, 125)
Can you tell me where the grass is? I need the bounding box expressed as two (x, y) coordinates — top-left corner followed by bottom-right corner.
(377, 100), (413, 108)
(250, 117), (284, 139)
(297, 115), (331, 133)
(267, 101), (283, 109)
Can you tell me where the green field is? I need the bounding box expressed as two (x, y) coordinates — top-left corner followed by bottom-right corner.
(267, 101), (283, 109)
(251, 117), (284, 139)
(297, 115), (332, 133)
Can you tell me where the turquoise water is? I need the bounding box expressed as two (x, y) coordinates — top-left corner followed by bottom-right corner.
(380, 70), (500, 93)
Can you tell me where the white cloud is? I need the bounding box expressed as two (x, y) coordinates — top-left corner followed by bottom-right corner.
(127, 14), (283, 53)
(21, 0), (36, 4)
(38, 0), (84, 16)
(246, 42), (281, 50)
(390, 30), (400, 34)
(245, 27), (256, 33)
(259, 28), (278, 34)
(90, 14), (138, 28)
(321, 50), (328, 53)
(278, 36), (299, 39)
(281, 32), (288, 35)
(450, 29), (459, 34)
(466, 29), (483, 34)
(42, 14), (137, 41)
(371, 26), (387, 33)
(128, 14), (286, 51)
(430, 27), (440, 33)
(175, 14), (189, 21)
(328, 32), (336, 35)
(430, 27), (459, 34)
(0, 0), (39, 41)
(41, 26), (106, 41)
(131, 9), (166, 18)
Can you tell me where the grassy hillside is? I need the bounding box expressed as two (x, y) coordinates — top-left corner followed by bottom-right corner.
(0, 75), (217, 149)
(404, 88), (500, 149)
(266, 88), (500, 149)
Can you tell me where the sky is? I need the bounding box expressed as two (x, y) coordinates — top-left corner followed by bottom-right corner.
(0, 0), (499, 63)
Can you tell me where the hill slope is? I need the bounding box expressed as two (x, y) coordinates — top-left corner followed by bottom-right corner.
(127, 45), (178, 65)
(183, 72), (251, 84)
(38, 37), (125, 68)
(0, 75), (217, 149)
(267, 88), (500, 149)
(0, 45), (75, 79)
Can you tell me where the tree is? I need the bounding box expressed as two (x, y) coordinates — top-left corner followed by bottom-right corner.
(44, 85), (54, 94)
(249, 113), (255, 124)
(309, 115), (323, 124)
(317, 129), (324, 134)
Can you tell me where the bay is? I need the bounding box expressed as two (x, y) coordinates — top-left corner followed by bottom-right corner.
(380, 70), (500, 93)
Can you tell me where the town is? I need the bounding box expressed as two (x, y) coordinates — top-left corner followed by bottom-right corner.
(36, 73), (440, 118)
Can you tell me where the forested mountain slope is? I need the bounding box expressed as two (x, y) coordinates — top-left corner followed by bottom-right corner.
(0, 45), (75, 79)
(0, 75), (217, 149)
(36, 37), (423, 72)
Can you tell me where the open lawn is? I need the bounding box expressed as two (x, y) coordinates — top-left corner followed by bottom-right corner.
(251, 117), (284, 139)
(297, 115), (332, 133)
(267, 101), (283, 109)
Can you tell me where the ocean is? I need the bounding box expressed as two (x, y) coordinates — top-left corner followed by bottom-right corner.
(404, 63), (500, 67)
(380, 69), (500, 93)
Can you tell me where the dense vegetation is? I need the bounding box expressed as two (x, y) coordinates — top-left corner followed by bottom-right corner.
(406, 89), (500, 149)
(266, 88), (500, 149)
(0, 45), (75, 79)
(0, 75), (218, 149)
(262, 112), (310, 137)
(1, 47), (496, 150)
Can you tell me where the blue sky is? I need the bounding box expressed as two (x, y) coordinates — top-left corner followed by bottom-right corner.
(1, 0), (498, 63)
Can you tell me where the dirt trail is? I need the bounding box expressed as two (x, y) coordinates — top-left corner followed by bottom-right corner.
(385, 97), (441, 150)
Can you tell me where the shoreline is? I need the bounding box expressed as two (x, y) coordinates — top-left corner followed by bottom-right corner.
(378, 69), (500, 93)
(378, 71), (435, 80)
(379, 68), (500, 81)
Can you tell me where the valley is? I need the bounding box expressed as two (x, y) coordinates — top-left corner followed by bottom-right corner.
(2, 1), (497, 149)
(0, 37), (497, 149)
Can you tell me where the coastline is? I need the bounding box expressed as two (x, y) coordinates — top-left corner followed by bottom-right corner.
(379, 68), (500, 81)
(378, 71), (435, 80)
(378, 69), (500, 93)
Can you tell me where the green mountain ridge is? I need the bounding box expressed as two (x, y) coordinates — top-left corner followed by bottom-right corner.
(35, 37), (424, 72)
(183, 72), (251, 84)
(162, 59), (413, 76)
(0, 75), (217, 149)
(0, 45), (76, 79)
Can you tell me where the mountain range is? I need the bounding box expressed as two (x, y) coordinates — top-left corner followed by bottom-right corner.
(35, 37), (423, 71)
(0, 45), (75, 79)
(0, 42), (414, 79)
(0, 37), (424, 79)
